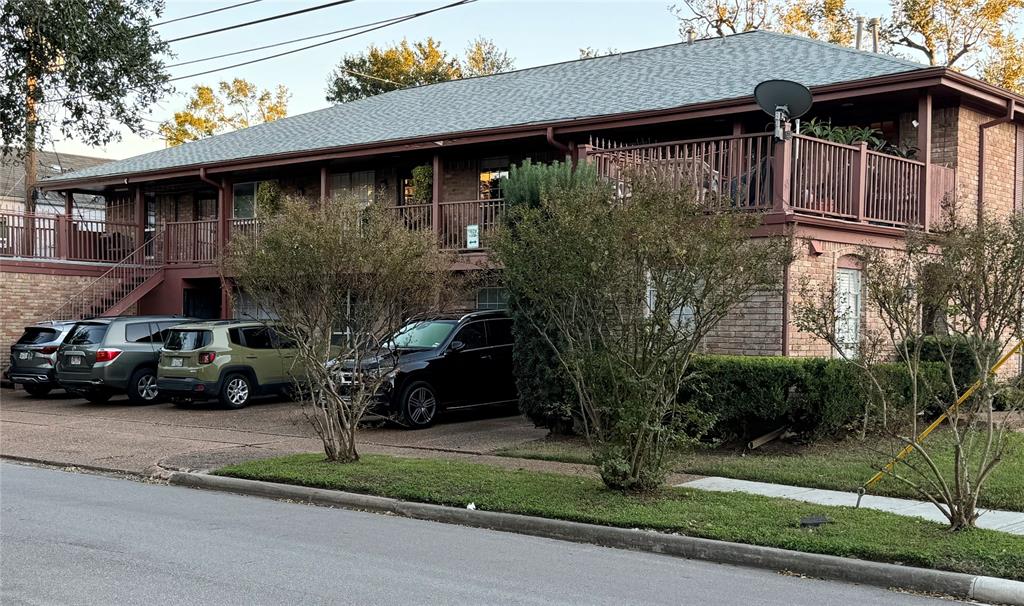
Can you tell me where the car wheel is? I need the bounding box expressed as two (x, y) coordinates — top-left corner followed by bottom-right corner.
(220, 373), (252, 409)
(400, 381), (438, 429)
(23, 384), (52, 397)
(84, 391), (111, 404)
(128, 368), (160, 404)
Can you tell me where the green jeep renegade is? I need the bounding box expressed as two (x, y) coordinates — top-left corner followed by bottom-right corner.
(157, 320), (299, 408)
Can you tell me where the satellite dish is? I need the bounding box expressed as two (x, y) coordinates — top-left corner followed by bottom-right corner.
(754, 80), (813, 140)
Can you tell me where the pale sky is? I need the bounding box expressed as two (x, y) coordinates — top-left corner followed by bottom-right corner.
(53, 0), (919, 160)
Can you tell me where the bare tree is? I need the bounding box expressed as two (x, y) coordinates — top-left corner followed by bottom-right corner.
(792, 213), (1024, 530)
(226, 194), (458, 462)
(495, 167), (792, 491)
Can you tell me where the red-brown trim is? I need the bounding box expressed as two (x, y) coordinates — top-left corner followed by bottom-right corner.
(0, 259), (114, 276)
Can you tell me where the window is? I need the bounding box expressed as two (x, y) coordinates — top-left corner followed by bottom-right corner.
(229, 328), (243, 346)
(453, 322), (487, 350)
(479, 157), (509, 200)
(16, 327), (60, 345)
(331, 171), (375, 206)
(67, 323), (108, 345)
(125, 323), (157, 343)
(241, 327), (274, 349)
(387, 321), (456, 349)
(233, 182), (258, 219)
(486, 319), (513, 346)
(165, 330), (212, 351)
(645, 277), (695, 330)
(835, 268), (862, 358)
(476, 287), (509, 310)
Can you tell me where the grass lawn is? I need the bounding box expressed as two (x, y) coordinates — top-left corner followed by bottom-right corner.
(216, 453), (1024, 580)
(495, 430), (1024, 512)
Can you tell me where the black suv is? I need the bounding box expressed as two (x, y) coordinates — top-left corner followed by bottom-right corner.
(360, 310), (517, 428)
(7, 321), (77, 396)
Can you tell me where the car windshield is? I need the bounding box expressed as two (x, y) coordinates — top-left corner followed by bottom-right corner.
(16, 327), (60, 345)
(385, 320), (456, 350)
(165, 330), (212, 351)
(66, 323), (108, 345)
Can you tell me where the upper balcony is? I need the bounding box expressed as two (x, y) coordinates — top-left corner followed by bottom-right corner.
(1, 132), (953, 268)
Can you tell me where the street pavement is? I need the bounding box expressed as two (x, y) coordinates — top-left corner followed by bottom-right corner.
(0, 462), (958, 606)
(0, 387), (549, 474)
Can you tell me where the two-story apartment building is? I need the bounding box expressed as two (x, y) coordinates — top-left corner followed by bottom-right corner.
(2, 31), (1022, 372)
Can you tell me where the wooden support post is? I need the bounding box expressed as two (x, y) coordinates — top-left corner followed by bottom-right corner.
(574, 143), (592, 169)
(59, 191), (73, 259)
(851, 142), (868, 222)
(320, 165), (329, 206)
(134, 187), (144, 257)
(431, 153), (443, 242)
(219, 177), (231, 253)
(917, 91), (933, 230)
(772, 131), (792, 213)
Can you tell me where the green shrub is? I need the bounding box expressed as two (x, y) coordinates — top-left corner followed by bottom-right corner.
(916, 336), (982, 390)
(509, 290), (576, 433)
(681, 355), (946, 441)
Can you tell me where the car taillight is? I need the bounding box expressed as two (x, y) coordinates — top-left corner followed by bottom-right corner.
(38, 346), (58, 355)
(95, 348), (122, 363)
(198, 352), (216, 364)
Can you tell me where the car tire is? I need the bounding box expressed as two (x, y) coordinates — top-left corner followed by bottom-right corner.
(219, 373), (252, 409)
(23, 384), (52, 397)
(399, 381), (439, 429)
(84, 391), (111, 404)
(127, 367), (160, 404)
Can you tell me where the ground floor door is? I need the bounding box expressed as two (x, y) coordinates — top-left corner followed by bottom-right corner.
(183, 285), (222, 320)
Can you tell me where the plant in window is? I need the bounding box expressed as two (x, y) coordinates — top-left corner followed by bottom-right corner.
(226, 193), (459, 463)
(410, 164), (433, 203)
(495, 166), (793, 491)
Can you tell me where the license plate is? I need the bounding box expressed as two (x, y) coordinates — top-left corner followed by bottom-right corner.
(69, 357), (81, 366)
(171, 358), (183, 367)
(19, 352), (30, 360)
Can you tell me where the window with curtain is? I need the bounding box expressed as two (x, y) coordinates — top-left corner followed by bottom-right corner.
(331, 171), (375, 206)
(479, 157), (509, 200)
(835, 268), (862, 358)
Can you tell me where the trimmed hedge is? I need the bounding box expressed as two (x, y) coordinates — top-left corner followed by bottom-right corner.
(681, 355), (947, 441)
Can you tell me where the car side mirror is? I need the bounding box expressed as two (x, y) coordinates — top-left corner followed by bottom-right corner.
(449, 340), (465, 353)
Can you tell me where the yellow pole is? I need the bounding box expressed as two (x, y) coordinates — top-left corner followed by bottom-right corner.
(863, 340), (1023, 491)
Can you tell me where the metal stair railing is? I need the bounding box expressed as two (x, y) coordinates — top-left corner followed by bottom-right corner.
(50, 229), (165, 321)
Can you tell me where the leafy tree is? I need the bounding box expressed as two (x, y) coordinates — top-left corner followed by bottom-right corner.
(0, 0), (170, 210)
(671, 0), (775, 38)
(494, 165), (792, 491)
(159, 79), (290, 147)
(226, 194), (458, 463)
(982, 32), (1024, 94)
(777, 0), (856, 45)
(578, 47), (619, 59)
(886, 0), (1023, 68)
(325, 37), (514, 103)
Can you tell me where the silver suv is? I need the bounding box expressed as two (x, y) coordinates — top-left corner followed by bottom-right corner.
(56, 316), (195, 404)
(7, 321), (77, 396)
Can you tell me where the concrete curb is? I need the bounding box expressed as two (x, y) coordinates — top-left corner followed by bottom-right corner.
(169, 471), (1024, 604)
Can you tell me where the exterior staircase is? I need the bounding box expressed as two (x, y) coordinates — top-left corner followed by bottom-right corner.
(50, 229), (166, 321)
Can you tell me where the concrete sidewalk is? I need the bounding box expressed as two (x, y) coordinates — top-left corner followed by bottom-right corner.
(678, 476), (1024, 535)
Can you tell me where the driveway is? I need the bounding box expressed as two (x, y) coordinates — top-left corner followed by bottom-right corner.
(0, 387), (549, 474)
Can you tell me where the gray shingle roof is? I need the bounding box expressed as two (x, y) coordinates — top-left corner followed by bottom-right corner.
(43, 30), (927, 186)
(2, 150), (111, 202)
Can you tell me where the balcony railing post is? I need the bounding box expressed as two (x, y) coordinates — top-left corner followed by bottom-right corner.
(431, 153), (443, 243)
(56, 214), (69, 259)
(772, 132), (792, 213)
(851, 142), (868, 222)
(917, 91), (933, 230)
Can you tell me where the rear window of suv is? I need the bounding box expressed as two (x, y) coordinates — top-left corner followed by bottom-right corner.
(66, 323), (109, 345)
(165, 330), (212, 351)
(16, 327), (60, 345)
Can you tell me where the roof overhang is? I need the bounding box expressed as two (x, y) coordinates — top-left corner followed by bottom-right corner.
(40, 66), (1023, 192)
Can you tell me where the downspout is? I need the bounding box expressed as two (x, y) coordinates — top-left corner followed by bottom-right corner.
(978, 98), (1016, 222)
(546, 126), (571, 160)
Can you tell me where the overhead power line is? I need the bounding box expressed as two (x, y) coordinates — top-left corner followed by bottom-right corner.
(152, 0), (265, 27)
(166, 0), (359, 44)
(168, 0), (477, 82)
(167, 12), (409, 68)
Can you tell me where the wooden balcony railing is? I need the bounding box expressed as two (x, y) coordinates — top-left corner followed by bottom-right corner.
(165, 219), (218, 264)
(590, 133), (951, 230)
(438, 198), (505, 250)
(68, 218), (139, 263)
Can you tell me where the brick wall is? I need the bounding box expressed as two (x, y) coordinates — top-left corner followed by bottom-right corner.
(955, 106), (1018, 220)
(702, 290), (784, 355)
(443, 158), (480, 201)
(0, 271), (96, 370)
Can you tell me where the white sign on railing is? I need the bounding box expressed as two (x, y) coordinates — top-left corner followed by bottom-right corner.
(466, 224), (480, 249)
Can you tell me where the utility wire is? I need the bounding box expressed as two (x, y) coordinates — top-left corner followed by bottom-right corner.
(168, 0), (476, 82)
(152, 0), (264, 27)
(167, 12), (409, 68)
(166, 0), (359, 44)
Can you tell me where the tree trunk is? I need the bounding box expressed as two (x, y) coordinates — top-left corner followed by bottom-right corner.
(23, 73), (38, 257)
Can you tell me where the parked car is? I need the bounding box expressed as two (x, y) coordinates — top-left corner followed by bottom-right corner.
(156, 320), (298, 409)
(337, 310), (516, 428)
(55, 315), (195, 404)
(7, 321), (78, 396)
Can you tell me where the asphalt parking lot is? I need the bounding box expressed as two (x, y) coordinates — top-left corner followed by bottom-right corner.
(0, 387), (550, 474)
